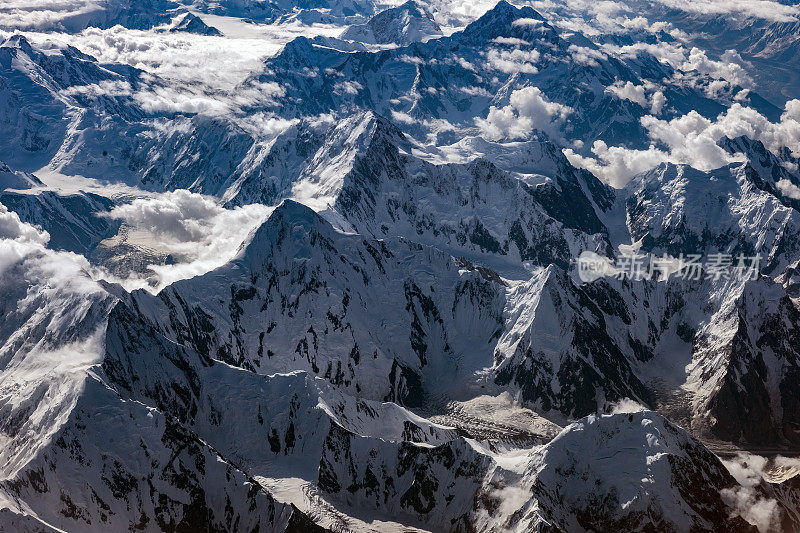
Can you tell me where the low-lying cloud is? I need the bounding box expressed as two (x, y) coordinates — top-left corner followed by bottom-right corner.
(102, 190), (270, 291)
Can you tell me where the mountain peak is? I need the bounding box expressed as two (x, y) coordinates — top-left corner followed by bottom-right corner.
(170, 12), (222, 36)
(1, 34), (33, 52)
(241, 199), (327, 257)
(455, 0), (549, 47)
(340, 0), (442, 45)
(323, 110), (410, 155)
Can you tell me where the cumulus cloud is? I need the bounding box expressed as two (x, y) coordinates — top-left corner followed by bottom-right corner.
(476, 86), (572, 141)
(565, 141), (669, 187)
(492, 36), (530, 46)
(605, 398), (647, 414)
(0, 0), (103, 31)
(565, 100), (800, 186)
(237, 112), (298, 138)
(102, 190), (270, 291)
(60, 79), (133, 98)
(511, 18), (544, 27)
(485, 47), (541, 74)
(423, 0), (500, 28)
(681, 47), (754, 96)
(721, 486), (779, 533)
(650, 90), (666, 114)
(602, 42), (756, 99)
(231, 80), (286, 108)
(48, 26), (280, 90)
(133, 86), (230, 115)
(12, 23), (309, 123)
(605, 81), (647, 107)
(603, 41), (688, 69)
(460, 86), (492, 97)
(0, 203), (104, 311)
(333, 80), (363, 96)
(390, 110), (417, 125)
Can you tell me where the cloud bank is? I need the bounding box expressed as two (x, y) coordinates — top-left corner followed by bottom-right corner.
(102, 190), (270, 291)
(565, 100), (800, 186)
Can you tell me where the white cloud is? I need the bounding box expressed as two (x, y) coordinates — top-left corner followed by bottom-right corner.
(511, 18), (544, 27)
(459, 86), (492, 97)
(232, 80), (286, 108)
(390, 110), (417, 125)
(720, 453), (782, 533)
(492, 36), (530, 46)
(650, 90), (666, 115)
(602, 41), (688, 69)
(485, 47), (541, 74)
(333, 80), (363, 96)
(423, 0), (499, 28)
(0, 203), (50, 246)
(564, 141), (669, 187)
(776, 179), (800, 199)
(11, 24), (312, 123)
(237, 113), (298, 138)
(399, 54), (425, 65)
(453, 56), (477, 71)
(566, 100), (800, 186)
(605, 398), (647, 414)
(0, 203), (103, 309)
(649, 0), (799, 23)
(605, 81), (647, 107)
(0, 0), (103, 31)
(133, 86), (230, 115)
(476, 86), (573, 141)
(720, 486), (779, 533)
(60, 79), (133, 98)
(681, 47), (754, 96)
(568, 44), (607, 67)
(102, 190), (270, 291)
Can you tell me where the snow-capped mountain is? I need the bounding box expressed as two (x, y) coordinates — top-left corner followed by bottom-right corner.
(625, 160), (800, 277)
(255, 0), (780, 150)
(341, 1), (443, 45)
(2, 211), (790, 529)
(168, 12), (222, 36)
(619, 0), (800, 107)
(0, 161), (42, 190)
(4, 0), (800, 530)
(187, 0), (377, 23)
(225, 111), (613, 271)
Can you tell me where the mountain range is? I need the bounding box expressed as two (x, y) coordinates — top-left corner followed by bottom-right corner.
(2, 0), (800, 531)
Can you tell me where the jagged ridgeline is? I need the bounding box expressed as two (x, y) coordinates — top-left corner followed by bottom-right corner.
(2, 0), (800, 531)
